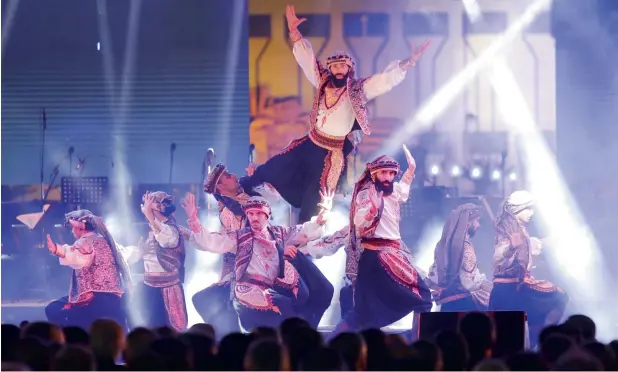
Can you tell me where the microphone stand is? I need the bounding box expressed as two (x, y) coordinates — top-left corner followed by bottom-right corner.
(249, 144), (255, 165)
(43, 166), (60, 204)
(39, 108), (47, 207)
(169, 143), (176, 184)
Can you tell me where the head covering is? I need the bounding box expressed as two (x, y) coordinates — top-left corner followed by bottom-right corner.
(326, 50), (356, 76)
(241, 196), (271, 217)
(505, 190), (534, 215)
(64, 209), (133, 289)
(64, 209), (95, 229)
(348, 155), (401, 252)
(367, 155), (401, 177)
(204, 163), (227, 194)
(147, 191), (174, 205)
(433, 203), (483, 288)
(144, 191), (176, 218)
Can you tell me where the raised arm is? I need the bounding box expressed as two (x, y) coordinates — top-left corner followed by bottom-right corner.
(362, 61), (407, 101)
(363, 39), (431, 101)
(179, 192), (238, 254)
(393, 144), (417, 203)
(353, 187), (380, 229)
(287, 5), (320, 87)
(192, 229), (237, 254)
(303, 225), (349, 258)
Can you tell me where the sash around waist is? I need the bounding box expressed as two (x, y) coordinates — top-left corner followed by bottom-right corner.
(309, 128), (346, 151)
(361, 238), (401, 251)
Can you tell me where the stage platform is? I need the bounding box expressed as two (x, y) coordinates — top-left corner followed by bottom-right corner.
(1, 300), (50, 324)
(1, 300), (414, 340)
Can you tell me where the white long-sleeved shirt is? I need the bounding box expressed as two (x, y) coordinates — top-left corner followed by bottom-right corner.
(293, 38), (407, 137)
(191, 220), (323, 282)
(304, 225), (350, 258)
(56, 232), (98, 270)
(117, 223), (180, 273)
(353, 180), (412, 240)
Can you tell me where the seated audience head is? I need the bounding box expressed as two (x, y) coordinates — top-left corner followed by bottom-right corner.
(244, 339), (290, 371)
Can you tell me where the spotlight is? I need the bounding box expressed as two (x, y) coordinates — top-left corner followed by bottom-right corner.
(451, 165), (462, 177)
(491, 170), (501, 181)
(97, 42), (101, 51)
(508, 172), (517, 181)
(470, 166), (482, 179)
(430, 165), (440, 176)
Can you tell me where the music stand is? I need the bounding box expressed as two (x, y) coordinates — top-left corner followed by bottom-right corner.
(61, 177), (109, 209)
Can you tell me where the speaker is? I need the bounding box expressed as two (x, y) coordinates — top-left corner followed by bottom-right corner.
(419, 311), (527, 357)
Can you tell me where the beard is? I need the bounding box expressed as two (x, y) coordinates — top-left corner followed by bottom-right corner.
(331, 73), (348, 88)
(374, 179), (394, 196)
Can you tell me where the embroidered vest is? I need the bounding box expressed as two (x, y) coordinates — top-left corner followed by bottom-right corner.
(69, 233), (123, 303)
(144, 219), (186, 288)
(309, 61), (372, 135)
(346, 185), (385, 282)
(493, 228), (531, 281)
(233, 226), (286, 283)
(218, 204), (246, 283)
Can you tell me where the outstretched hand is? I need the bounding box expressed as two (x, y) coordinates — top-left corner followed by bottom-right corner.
(141, 192), (155, 216)
(400, 39), (431, 70)
(317, 187), (335, 212)
(285, 5), (307, 32)
(402, 144), (416, 172)
(181, 193), (198, 219)
(246, 162), (257, 177)
(46, 234), (57, 255)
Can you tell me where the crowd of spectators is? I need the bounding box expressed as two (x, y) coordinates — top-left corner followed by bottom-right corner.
(2, 313), (617, 371)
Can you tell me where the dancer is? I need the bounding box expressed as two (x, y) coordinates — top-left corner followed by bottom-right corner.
(184, 164), (250, 337)
(489, 190), (568, 346)
(427, 203), (493, 311)
(189, 195), (329, 330)
(123, 191), (188, 331)
(190, 164), (335, 329)
(305, 146), (432, 330)
(45, 210), (130, 329)
(239, 5), (431, 223)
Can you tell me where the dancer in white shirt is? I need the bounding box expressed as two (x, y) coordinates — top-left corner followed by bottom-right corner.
(304, 146), (432, 331)
(239, 5), (430, 223)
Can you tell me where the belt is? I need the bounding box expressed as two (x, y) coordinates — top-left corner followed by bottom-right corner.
(309, 128), (346, 151)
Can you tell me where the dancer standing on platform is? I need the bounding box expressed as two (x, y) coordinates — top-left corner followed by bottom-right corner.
(239, 5), (431, 223)
(122, 191), (188, 331)
(45, 210), (131, 330)
(427, 203), (493, 311)
(188, 195), (331, 331)
(305, 146), (433, 330)
(489, 190), (568, 346)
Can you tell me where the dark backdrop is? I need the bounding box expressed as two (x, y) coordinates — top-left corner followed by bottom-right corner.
(2, 0), (249, 185)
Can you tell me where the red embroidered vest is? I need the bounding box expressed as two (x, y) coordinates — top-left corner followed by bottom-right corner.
(233, 226), (287, 284)
(308, 61), (372, 135)
(69, 233), (123, 303)
(144, 220), (185, 288)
